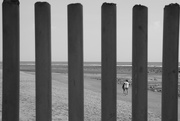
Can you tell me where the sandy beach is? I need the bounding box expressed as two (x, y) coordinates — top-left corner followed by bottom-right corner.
(0, 67), (163, 121)
(0, 62), (179, 120)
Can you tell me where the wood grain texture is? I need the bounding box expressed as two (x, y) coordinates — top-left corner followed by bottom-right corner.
(2, 1), (20, 121)
(101, 3), (117, 121)
(162, 4), (179, 121)
(68, 3), (84, 121)
(35, 2), (52, 121)
(132, 5), (148, 121)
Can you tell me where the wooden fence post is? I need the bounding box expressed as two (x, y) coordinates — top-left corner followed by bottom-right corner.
(35, 2), (52, 121)
(2, 0), (20, 121)
(162, 4), (179, 121)
(101, 3), (116, 121)
(68, 3), (84, 121)
(132, 5), (148, 121)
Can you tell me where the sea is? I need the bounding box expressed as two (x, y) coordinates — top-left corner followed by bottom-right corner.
(19, 61), (163, 67)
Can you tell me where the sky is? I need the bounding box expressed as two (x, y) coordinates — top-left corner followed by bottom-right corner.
(0, 0), (180, 62)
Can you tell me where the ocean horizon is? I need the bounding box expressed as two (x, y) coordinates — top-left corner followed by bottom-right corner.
(15, 61), (164, 67)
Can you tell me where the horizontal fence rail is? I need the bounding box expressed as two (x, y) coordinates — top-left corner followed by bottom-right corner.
(1, 0), (180, 121)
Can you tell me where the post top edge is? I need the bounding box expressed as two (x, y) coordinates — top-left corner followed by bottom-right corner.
(102, 2), (116, 6)
(35, 2), (50, 6)
(133, 4), (147, 9)
(3, 0), (19, 5)
(68, 3), (82, 7)
(164, 3), (179, 8)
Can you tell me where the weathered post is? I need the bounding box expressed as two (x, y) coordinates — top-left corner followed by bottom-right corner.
(162, 4), (179, 121)
(68, 3), (84, 121)
(2, 0), (20, 121)
(132, 5), (148, 121)
(101, 3), (116, 121)
(35, 2), (52, 121)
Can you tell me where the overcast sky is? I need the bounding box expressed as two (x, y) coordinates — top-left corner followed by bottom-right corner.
(0, 0), (180, 62)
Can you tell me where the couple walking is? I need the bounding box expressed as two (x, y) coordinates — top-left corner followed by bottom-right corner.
(122, 79), (130, 95)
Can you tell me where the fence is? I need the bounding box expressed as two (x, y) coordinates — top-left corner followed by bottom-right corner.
(1, 0), (180, 121)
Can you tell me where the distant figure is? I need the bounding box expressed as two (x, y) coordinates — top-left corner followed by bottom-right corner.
(122, 80), (130, 95)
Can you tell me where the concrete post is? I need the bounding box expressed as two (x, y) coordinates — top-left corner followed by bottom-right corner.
(35, 2), (52, 121)
(2, 0), (20, 121)
(101, 3), (116, 121)
(132, 5), (148, 121)
(162, 4), (179, 121)
(68, 3), (84, 121)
